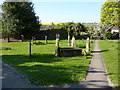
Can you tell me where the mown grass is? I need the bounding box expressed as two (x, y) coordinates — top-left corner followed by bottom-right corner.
(1, 40), (94, 86)
(99, 40), (119, 86)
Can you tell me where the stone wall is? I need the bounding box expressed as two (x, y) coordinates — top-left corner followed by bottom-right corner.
(36, 29), (67, 40)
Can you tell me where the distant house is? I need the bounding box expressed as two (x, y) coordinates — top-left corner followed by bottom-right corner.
(110, 26), (119, 33)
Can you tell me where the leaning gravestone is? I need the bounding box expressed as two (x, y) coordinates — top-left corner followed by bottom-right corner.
(45, 36), (48, 44)
(86, 37), (90, 53)
(71, 36), (76, 47)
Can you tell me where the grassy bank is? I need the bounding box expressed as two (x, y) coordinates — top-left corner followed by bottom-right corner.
(1, 40), (94, 86)
(99, 40), (118, 86)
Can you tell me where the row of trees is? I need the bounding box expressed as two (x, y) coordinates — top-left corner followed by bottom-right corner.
(1, 0), (119, 41)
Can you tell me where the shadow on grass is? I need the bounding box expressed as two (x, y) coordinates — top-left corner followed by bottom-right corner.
(48, 42), (55, 44)
(91, 50), (109, 53)
(2, 54), (89, 86)
(2, 53), (62, 63)
(34, 42), (46, 45)
(115, 86), (120, 90)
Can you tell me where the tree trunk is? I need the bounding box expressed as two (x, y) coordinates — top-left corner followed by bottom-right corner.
(7, 35), (10, 43)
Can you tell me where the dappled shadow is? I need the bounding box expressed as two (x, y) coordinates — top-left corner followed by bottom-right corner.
(33, 42), (46, 45)
(115, 86), (120, 90)
(48, 42), (55, 44)
(2, 54), (62, 63)
(2, 54), (89, 86)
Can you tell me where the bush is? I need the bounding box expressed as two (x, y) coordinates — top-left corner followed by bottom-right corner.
(104, 31), (119, 39)
(112, 32), (119, 39)
(104, 31), (113, 39)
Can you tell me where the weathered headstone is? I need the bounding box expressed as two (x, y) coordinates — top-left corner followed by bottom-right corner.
(32, 37), (34, 41)
(21, 35), (24, 42)
(56, 34), (58, 38)
(55, 38), (59, 48)
(71, 36), (76, 47)
(68, 35), (71, 46)
(86, 37), (90, 53)
(55, 37), (60, 56)
(45, 36), (48, 44)
(58, 34), (60, 41)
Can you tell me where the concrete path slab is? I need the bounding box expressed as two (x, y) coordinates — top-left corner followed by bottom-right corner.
(81, 40), (110, 88)
(2, 62), (36, 88)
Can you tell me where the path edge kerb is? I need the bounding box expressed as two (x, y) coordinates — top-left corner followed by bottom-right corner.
(98, 40), (115, 88)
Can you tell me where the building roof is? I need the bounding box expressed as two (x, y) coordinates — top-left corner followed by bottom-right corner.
(111, 26), (119, 30)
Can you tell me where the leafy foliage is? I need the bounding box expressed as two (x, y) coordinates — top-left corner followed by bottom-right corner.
(101, 1), (120, 26)
(104, 31), (119, 39)
(2, 1), (40, 39)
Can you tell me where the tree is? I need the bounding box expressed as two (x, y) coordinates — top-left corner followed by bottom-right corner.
(101, 0), (120, 27)
(2, 0), (40, 41)
(75, 23), (87, 36)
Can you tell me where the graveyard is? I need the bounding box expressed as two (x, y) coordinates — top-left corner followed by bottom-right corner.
(1, 39), (94, 85)
(0, 0), (119, 88)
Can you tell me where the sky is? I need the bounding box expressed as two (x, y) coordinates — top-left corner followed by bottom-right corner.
(0, 0), (105, 23)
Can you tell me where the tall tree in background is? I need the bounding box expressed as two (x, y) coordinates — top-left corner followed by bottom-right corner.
(2, 0), (40, 41)
(101, 0), (120, 27)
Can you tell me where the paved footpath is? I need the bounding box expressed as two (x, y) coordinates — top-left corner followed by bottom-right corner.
(1, 40), (113, 88)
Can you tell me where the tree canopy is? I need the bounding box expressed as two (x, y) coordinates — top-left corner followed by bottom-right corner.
(2, 0), (40, 39)
(101, 0), (120, 27)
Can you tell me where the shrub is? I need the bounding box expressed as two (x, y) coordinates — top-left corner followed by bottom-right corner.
(104, 31), (119, 39)
(112, 32), (119, 39)
(104, 31), (113, 39)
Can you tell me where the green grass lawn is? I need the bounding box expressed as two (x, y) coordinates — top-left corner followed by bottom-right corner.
(99, 40), (119, 86)
(1, 40), (94, 86)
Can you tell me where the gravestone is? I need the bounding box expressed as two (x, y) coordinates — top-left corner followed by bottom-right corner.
(21, 35), (24, 42)
(68, 35), (71, 46)
(71, 36), (76, 47)
(45, 36), (48, 44)
(32, 37), (36, 41)
(58, 34), (60, 41)
(86, 37), (90, 53)
(55, 38), (59, 48)
(55, 37), (60, 56)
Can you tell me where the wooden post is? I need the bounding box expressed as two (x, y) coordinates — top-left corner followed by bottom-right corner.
(29, 40), (32, 58)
